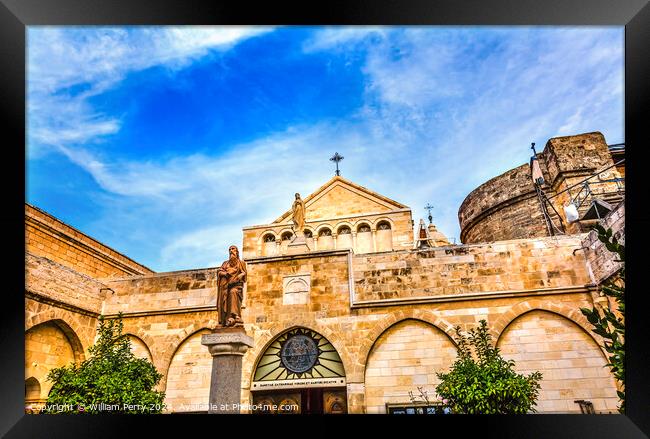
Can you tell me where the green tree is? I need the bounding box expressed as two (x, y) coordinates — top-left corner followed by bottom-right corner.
(580, 224), (625, 413)
(435, 320), (542, 414)
(43, 313), (165, 414)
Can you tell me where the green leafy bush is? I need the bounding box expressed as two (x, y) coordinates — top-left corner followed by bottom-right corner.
(580, 224), (625, 413)
(43, 313), (165, 414)
(435, 320), (542, 414)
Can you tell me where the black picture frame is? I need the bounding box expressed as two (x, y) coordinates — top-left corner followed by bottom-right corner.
(2, 0), (649, 437)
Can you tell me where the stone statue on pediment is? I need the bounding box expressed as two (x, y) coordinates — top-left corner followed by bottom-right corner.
(291, 193), (306, 237)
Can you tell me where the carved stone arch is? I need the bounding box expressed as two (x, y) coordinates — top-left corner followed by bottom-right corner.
(372, 217), (395, 228)
(119, 322), (171, 375)
(123, 326), (158, 356)
(315, 223), (334, 235)
(25, 317), (86, 363)
(335, 221), (354, 235)
(26, 308), (91, 346)
(493, 299), (606, 358)
(161, 326), (214, 391)
(285, 277), (309, 293)
(355, 221), (372, 232)
(121, 333), (154, 361)
(259, 229), (280, 256)
(25, 376), (41, 401)
(258, 229), (279, 243)
(248, 320), (351, 385)
(355, 310), (458, 382)
(162, 326), (214, 411)
(278, 227), (294, 239)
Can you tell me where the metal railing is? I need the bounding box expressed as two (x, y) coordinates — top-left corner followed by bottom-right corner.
(570, 177), (625, 211)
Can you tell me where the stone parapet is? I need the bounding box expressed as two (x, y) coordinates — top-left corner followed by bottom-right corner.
(582, 200), (625, 285)
(25, 203), (153, 277)
(26, 252), (109, 315)
(351, 235), (591, 305)
(102, 267), (218, 315)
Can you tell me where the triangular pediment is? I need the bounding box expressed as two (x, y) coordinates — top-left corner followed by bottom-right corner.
(273, 176), (408, 224)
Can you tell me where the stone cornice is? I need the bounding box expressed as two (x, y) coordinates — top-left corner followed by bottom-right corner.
(244, 249), (351, 263)
(350, 285), (595, 309)
(25, 290), (99, 318)
(102, 305), (217, 319)
(26, 206), (153, 275)
(243, 208), (412, 231)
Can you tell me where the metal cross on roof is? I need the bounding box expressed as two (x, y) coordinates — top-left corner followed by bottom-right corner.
(424, 203), (434, 224)
(330, 152), (344, 176)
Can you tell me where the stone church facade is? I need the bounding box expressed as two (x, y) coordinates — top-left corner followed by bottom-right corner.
(25, 131), (624, 414)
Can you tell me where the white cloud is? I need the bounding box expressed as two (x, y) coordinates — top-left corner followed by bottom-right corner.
(302, 26), (387, 52)
(28, 26), (624, 271)
(58, 121), (387, 270)
(27, 26), (275, 157)
(309, 27), (624, 242)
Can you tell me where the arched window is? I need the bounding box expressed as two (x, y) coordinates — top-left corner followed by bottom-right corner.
(376, 221), (393, 251)
(356, 223), (372, 253)
(25, 377), (41, 402)
(252, 328), (345, 384)
(281, 232), (293, 241)
(377, 221), (391, 230)
(262, 233), (277, 257)
(336, 226), (352, 249)
(318, 227), (334, 250)
(303, 230), (313, 238)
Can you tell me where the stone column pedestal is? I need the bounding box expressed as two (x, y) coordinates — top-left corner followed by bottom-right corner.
(288, 234), (310, 254)
(201, 327), (254, 413)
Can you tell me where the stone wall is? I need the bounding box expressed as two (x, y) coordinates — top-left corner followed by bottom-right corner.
(25, 321), (77, 402)
(364, 319), (457, 413)
(498, 310), (619, 413)
(26, 253), (108, 315)
(458, 132), (623, 244)
(458, 164), (549, 243)
(582, 201), (625, 285)
(25, 297), (99, 358)
(27, 235), (614, 414)
(24, 239), (616, 414)
(242, 210), (413, 258)
(164, 329), (212, 412)
(26, 203), (153, 278)
(542, 132), (614, 185)
(232, 242), (613, 413)
(242, 176), (415, 258)
(102, 268), (218, 315)
(24, 181), (621, 414)
(352, 235), (590, 303)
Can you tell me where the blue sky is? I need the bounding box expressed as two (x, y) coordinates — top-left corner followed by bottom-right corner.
(26, 26), (624, 272)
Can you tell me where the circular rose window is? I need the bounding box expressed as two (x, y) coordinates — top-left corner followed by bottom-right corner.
(280, 334), (319, 373)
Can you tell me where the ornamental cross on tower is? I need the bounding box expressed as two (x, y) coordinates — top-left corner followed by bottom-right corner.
(424, 203), (434, 224)
(330, 152), (344, 176)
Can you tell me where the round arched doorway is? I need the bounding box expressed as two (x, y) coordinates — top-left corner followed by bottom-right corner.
(251, 327), (347, 414)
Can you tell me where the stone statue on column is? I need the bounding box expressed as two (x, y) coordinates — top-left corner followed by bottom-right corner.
(203, 244), (253, 413)
(216, 245), (247, 327)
